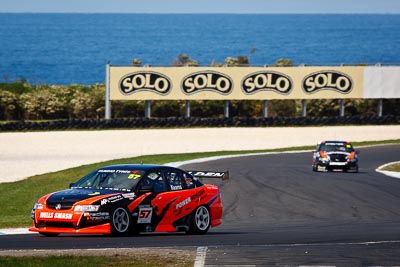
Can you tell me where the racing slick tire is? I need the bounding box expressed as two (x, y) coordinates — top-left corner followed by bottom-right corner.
(111, 207), (132, 236)
(187, 205), (211, 235)
(346, 166), (359, 173)
(312, 165), (317, 172)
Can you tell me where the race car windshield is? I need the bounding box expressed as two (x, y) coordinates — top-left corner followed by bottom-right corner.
(72, 169), (145, 192)
(320, 143), (354, 153)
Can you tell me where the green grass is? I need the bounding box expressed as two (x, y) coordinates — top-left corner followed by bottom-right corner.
(0, 255), (192, 267)
(0, 139), (399, 228)
(382, 162), (400, 172)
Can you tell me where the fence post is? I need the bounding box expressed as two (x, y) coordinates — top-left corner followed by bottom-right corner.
(185, 100), (191, 118)
(339, 99), (345, 117)
(224, 100), (229, 118)
(105, 63), (112, 120)
(262, 100), (268, 118)
(377, 99), (383, 117)
(301, 99), (307, 117)
(145, 100), (151, 118)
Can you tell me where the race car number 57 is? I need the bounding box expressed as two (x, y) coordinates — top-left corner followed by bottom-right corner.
(137, 207), (152, 224)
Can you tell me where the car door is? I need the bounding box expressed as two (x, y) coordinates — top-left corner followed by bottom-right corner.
(150, 169), (200, 232)
(135, 169), (201, 232)
(134, 169), (183, 232)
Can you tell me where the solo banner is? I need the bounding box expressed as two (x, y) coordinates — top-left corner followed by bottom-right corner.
(109, 66), (366, 100)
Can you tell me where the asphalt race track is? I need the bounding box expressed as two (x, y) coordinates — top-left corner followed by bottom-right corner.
(1, 144), (400, 266)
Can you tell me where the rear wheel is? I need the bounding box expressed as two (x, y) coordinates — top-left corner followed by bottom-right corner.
(187, 205), (210, 235)
(111, 207), (132, 236)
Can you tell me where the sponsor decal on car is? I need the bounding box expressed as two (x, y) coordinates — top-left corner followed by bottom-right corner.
(329, 162), (347, 166)
(100, 194), (124, 205)
(128, 173), (141, 179)
(191, 188), (206, 201)
(175, 197), (191, 210)
(138, 206), (153, 224)
(122, 193), (136, 199)
(98, 169), (132, 174)
(174, 188), (206, 215)
(325, 142), (346, 146)
(39, 212), (73, 220)
(170, 185), (182, 190)
(85, 212), (110, 221)
(188, 171), (225, 178)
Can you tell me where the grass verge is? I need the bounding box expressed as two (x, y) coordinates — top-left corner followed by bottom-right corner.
(0, 139), (399, 229)
(381, 162), (400, 172)
(0, 254), (193, 267)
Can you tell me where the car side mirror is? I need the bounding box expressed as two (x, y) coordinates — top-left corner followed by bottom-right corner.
(69, 183), (75, 188)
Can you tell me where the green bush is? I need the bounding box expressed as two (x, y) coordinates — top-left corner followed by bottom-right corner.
(1, 79), (399, 121)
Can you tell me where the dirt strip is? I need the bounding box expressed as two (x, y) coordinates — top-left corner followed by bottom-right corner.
(0, 247), (195, 261)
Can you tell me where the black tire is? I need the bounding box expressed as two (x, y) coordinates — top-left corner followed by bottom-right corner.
(111, 207), (132, 236)
(312, 165), (317, 172)
(354, 164), (359, 173)
(187, 205), (211, 235)
(349, 166), (359, 173)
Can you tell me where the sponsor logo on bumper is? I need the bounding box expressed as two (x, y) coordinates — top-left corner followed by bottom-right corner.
(329, 162), (347, 166)
(39, 212), (73, 220)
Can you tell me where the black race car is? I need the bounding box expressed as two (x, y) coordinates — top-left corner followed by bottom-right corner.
(312, 141), (359, 172)
(29, 164), (227, 236)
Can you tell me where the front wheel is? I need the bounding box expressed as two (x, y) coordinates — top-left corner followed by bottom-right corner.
(111, 207), (132, 236)
(187, 205), (210, 235)
(312, 164), (317, 172)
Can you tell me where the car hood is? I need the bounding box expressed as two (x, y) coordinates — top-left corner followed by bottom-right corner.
(45, 188), (118, 209)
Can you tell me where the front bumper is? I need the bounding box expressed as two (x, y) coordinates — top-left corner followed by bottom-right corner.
(314, 160), (358, 172)
(30, 209), (112, 235)
(29, 222), (111, 235)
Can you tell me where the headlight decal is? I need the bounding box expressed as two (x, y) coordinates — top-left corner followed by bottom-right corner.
(33, 203), (44, 210)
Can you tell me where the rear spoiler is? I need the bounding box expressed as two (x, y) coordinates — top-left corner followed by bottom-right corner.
(187, 171), (229, 180)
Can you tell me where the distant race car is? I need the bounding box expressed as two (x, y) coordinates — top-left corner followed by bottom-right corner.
(29, 164), (228, 236)
(312, 140), (359, 172)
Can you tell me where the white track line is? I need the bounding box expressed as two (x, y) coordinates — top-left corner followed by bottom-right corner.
(194, 246), (208, 267)
(0, 228), (32, 235)
(376, 161), (400, 179)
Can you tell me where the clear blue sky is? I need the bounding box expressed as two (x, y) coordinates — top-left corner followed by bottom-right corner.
(0, 0), (399, 14)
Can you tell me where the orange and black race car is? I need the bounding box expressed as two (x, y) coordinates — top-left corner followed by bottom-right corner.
(29, 164), (228, 236)
(312, 140), (359, 172)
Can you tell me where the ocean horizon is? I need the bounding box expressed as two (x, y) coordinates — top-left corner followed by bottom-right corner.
(0, 13), (399, 85)
(1, 12), (399, 14)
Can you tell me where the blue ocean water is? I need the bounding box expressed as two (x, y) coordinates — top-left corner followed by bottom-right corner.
(0, 13), (399, 85)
